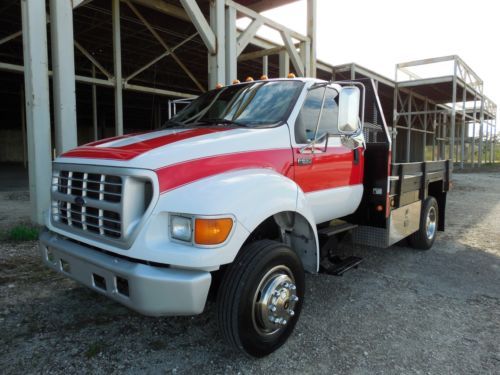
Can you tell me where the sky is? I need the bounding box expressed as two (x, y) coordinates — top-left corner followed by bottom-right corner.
(256, 0), (498, 123)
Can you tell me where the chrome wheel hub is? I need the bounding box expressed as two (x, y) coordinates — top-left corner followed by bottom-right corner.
(426, 206), (437, 240)
(252, 266), (298, 335)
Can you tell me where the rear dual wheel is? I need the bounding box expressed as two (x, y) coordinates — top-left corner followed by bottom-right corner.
(409, 196), (439, 250)
(217, 240), (305, 357)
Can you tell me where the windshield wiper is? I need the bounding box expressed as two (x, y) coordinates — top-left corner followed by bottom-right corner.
(199, 118), (247, 127)
(162, 119), (189, 128)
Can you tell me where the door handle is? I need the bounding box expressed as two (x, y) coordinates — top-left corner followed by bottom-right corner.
(353, 149), (359, 165)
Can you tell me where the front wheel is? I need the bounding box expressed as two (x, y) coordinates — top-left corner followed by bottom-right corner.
(216, 240), (305, 357)
(408, 196), (439, 250)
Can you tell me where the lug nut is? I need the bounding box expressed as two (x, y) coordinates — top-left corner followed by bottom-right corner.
(283, 282), (290, 288)
(281, 319), (288, 326)
(290, 284), (297, 291)
(291, 295), (299, 302)
(269, 305), (277, 312)
(288, 309), (295, 317)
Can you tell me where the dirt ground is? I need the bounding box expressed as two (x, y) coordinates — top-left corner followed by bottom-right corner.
(1, 170), (499, 374)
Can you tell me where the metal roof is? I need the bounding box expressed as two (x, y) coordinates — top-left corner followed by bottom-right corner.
(235, 0), (300, 12)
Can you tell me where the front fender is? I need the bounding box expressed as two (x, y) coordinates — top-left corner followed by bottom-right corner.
(150, 168), (319, 269)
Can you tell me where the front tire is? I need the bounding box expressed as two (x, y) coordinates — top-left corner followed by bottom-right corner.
(408, 196), (439, 250)
(217, 240), (305, 357)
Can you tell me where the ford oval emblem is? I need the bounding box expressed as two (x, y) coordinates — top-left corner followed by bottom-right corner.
(74, 196), (86, 206)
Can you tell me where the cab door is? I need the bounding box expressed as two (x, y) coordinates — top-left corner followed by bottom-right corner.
(292, 85), (364, 224)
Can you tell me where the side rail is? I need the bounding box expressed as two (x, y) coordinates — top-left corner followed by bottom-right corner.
(390, 160), (451, 208)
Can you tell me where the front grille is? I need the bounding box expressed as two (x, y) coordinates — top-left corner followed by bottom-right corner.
(57, 171), (122, 203)
(51, 165), (154, 246)
(53, 171), (123, 238)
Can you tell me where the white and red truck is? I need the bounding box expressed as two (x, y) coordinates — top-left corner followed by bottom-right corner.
(40, 78), (450, 357)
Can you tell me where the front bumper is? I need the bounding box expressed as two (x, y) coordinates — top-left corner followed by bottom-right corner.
(39, 231), (211, 316)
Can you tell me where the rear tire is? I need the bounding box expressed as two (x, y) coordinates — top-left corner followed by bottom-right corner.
(408, 196), (438, 250)
(216, 240), (305, 357)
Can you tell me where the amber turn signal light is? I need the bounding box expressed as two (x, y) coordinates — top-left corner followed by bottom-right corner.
(195, 218), (233, 245)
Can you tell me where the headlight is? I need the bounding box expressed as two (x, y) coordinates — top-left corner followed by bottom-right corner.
(170, 215), (192, 242)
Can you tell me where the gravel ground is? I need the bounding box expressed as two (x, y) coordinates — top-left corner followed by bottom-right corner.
(1, 171), (499, 374)
(0, 191), (30, 231)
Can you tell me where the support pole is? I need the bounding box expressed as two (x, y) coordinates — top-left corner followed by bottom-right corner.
(484, 121), (491, 163)
(262, 55), (268, 77)
(450, 59), (457, 162)
(472, 122), (476, 167)
(423, 98), (428, 161)
(307, 0), (316, 77)
(406, 92), (412, 162)
(224, 5), (236, 85)
(92, 65), (98, 141)
(392, 83), (399, 161)
(279, 50), (289, 78)
(460, 85), (466, 168)
(20, 84), (27, 168)
(208, 0), (225, 89)
(21, 0), (53, 225)
(112, 0), (124, 135)
(280, 31), (304, 76)
(300, 40), (311, 77)
(478, 97), (484, 166)
(50, 0), (78, 154)
(441, 114), (447, 160)
(432, 109), (436, 161)
(471, 93), (477, 167)
(493, 119), (497, 164)
(179, 0), (216, 54)
(484, 120), (489, 164)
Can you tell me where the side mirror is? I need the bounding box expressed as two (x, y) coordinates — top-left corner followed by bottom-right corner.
(338, 86), (360, 134)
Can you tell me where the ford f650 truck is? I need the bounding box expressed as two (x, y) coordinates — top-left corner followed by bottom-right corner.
(40, 78), (450, 357)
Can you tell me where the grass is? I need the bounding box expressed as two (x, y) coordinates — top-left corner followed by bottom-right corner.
(423, 144), (499, 164)
(5, 224), (39, 241)
(85, 342), (104, 359)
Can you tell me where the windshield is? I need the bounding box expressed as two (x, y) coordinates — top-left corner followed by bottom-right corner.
(165, 80), (304, 128)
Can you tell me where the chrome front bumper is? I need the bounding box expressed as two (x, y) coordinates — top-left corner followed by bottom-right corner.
(39, 231), (211, 316)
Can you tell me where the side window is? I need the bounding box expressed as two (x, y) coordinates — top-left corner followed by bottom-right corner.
(295, 87), (339, 144)
(319, 88), (339, 136)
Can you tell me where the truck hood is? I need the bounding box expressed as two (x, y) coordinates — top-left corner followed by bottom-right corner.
(57, 126), (293, 171)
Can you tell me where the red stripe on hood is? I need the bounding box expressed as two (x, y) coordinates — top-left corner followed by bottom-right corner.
(61, 128), (230, 161)
(156, 149), (294, 193)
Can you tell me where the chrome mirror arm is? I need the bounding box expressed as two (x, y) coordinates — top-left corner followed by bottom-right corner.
(299, 132), (329, 154)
